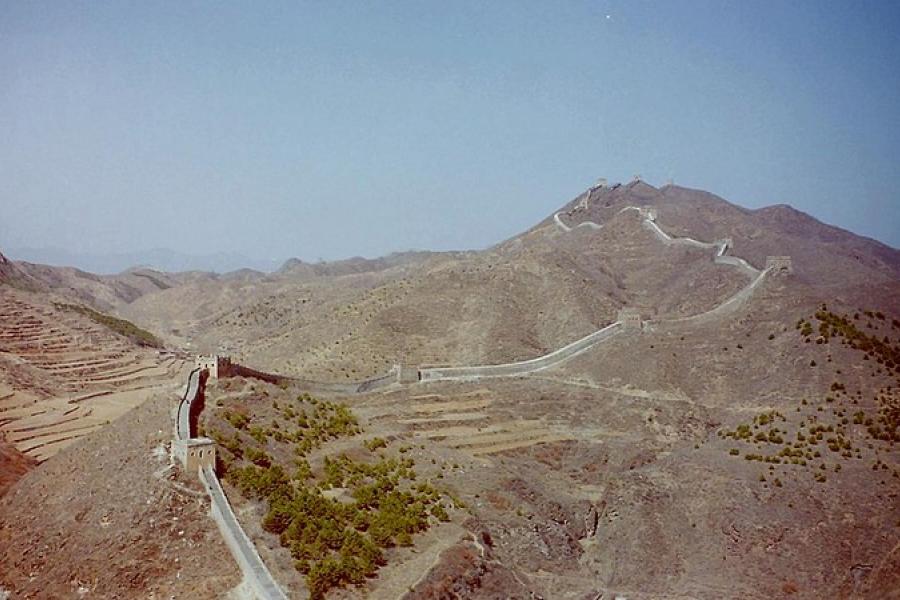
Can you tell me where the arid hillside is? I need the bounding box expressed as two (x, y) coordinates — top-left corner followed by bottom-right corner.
(116, 180), (899, 387)
(0, 286), (189, 492)
(550, 181), (900, 289)
(0, 391), (239, 598)
(1, 179), (898, 599)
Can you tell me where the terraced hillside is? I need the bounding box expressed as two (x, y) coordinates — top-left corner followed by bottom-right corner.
(0, 288), (188, 465)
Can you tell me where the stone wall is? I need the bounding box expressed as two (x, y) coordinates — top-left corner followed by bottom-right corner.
(173, 367), (215, 472)
(419, 322), (622, 382)
(199, 466), (289, 600)
(172, 369), (289, 599)
(395, 364), (420, 384)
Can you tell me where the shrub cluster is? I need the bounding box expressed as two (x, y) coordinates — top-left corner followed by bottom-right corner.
(52, 302), (162, 347)
(210, 389), (450, 599)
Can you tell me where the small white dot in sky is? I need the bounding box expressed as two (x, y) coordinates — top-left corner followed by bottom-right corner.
(606, 15), (611, 19)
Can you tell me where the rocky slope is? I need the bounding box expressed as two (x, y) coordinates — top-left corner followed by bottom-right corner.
(0, 392), (239, 598)
(1, 179), (897, 599)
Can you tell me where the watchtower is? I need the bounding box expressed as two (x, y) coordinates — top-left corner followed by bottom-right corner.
(617, 308), (642, 330)
(175, 437), (217, 473)
(632, 174), (642, 183)
(394, 364), (420, 384)
(765, 256), (793, 274)
(196, 354), (232, 378)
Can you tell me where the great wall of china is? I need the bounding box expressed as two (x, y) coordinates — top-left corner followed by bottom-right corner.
(417, 194), (790, 382)
(167, 182), (793, 598)
(174, 364), (288, 600)
(191, 186), (792, 392)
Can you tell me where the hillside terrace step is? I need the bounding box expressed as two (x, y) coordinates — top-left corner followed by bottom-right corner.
(40, 357), (138, 373)
(44, 365), (140, 381)
(12, 328), (67, 337)
(69, 390), (114, 403)
(9, 340), (75, 350)
(0, 313), (43, 321)
(0, 319), (47, 328)
(0, 323), (48, 332)
(27, 352), (129, 367)
(2, 345), (74, 356)
(37, 358), (134, 372)
(0, 405), (49, 425)
(5, 406), (93, 438)
(0, 328), (48, 338)
(16, 344), (127, 356)
(18, 422), (105, 455)
(0, 396), (38, 412)
(0, 335), (71, 346)
(77, 364), (165, 384)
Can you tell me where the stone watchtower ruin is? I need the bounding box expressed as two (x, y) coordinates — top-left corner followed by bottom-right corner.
(394, 364), (421, 384)
(765, 256), (793, 274)
(195, 354), (232, 378)
(178, 438), (216, 473)
(618, 308), (643, 330)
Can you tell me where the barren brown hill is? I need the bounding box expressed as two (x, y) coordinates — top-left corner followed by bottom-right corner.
(0, 180), (897, 599)
(551, 181), (900, 288)
(0, 286), (189, 475)
(0, 391), (238, 597)
(118, 181), (898, 385)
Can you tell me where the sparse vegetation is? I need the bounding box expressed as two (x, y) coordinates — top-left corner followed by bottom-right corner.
(726, 307), (900, 488)
(208, 385), (451, 599)
(52, 302), (162, 347)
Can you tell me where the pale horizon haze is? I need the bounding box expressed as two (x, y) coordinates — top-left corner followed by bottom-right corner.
(2, 1), (899, 273)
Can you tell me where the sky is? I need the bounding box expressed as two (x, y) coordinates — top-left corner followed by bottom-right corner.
(2, 1), (899, 272)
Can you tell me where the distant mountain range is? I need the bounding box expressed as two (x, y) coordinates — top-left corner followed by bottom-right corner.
(4, 247), (285, 275)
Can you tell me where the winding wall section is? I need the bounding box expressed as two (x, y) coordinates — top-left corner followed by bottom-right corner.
(175, 368), (201, 440)
(199, 466), (289, 600)
(419, 322), (621, 382)
(419, 199), (774, 383)
(174, 371), (289, 600)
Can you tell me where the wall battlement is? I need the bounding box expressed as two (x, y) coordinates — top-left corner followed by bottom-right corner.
(618, 308), (643, 330)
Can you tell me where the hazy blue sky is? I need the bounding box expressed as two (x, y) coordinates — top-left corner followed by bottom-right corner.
(2, 1), (899, 271)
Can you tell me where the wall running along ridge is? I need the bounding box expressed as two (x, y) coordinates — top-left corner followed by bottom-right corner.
(419, 198), (779, 383)
(419, 322), (622, 382)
